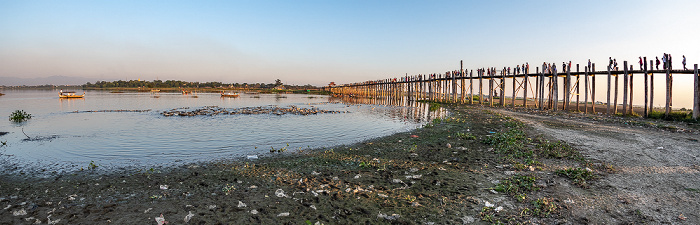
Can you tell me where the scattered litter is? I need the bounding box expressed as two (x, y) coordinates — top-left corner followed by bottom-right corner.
(410, 135), (419, 138)
(277, 212), (290, 217)
(438, 167), (446, 171)
(24, 217), (36, 222)
(155, 214), (167, 225)
(564, 198), (575, 204)
(345, 188), (352, 193)
(409, 168), (419, 172)
(405, 175), (422, 179)
(485, 201), (495, 207)
(679, 213), (687, 221)
(184, 211), (194, 223)
(159, 185), (169, 190)
(249, 185), (258, 189)
(144, 208), (153, 213)
(3, 205), (10, 210)
(488, 131), (496, 134)
(310, 205), (317, 210)
(377, 213), (400, 220)
(585, 167), (593, 172)
(461, 216), (475, 224)
(275, 189), (287, 198)
(47, 215), (60, 225)
(411, 202), (421, 207)
(237, 201), (247, 208)
(446, 143), (452, 148)
(354, 174), (361, 179)
(207, 205), (217, 210)
(311, 191), (319, 197)
(332, 176), (339, 181)
(12, 209), (26, 216)
(250, 210), (259, 214)
(246, 155), (258, 159)
(657, 147), (664, 150)
(409, 153), (418, 157)
(392, 179), (403, 184)
(504, 171), (516, 175)
(495, 206), (503, 212)
(311, 171), (321, 176)
(490, 190), (498, 194)
(378, 194), (388, 198)
(67, 194), (77, 201)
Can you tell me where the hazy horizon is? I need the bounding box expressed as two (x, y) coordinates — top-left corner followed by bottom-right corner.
(2, 0), (699, 87)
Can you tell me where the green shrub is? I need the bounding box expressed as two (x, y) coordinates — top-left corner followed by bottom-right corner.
(9, 110), (32, 122)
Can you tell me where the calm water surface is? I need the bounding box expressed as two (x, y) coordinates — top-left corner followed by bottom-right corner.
(0, 89), (443, 172)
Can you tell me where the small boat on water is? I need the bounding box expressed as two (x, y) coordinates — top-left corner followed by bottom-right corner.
(59, 90), (85, 98)
(221, 92), (240, 97)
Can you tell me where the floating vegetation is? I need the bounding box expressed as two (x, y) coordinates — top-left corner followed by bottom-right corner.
(161, 106), (345, 117)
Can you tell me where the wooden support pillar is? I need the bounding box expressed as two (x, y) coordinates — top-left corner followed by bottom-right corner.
(479, 69), (483, 105)
(553, 66), (558, 111)
(584, 66), (589, 114)
(565, 64), (571, 111)
(512, 70), (516, 108)
(649, 61), (654, 116)
(607, 65), (612, 114)
(644, 58), (648, 117)
(694, 64), (699, 119)
(576, 64), (580, 111)
(540, 67), (545, 109)
(665, 64), (672, 117)
(622, 61), (629, 116)
(524, 68), (528, 108)
(501, 69), (506, 107)
(592, 63), (596, 114)
(470, 70), (474, 104)
(629, 66), (634, 114)
(489, 70), (494, 107)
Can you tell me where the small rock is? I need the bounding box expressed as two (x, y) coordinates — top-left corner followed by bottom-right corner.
(446, 143), (452, 148)
(237, 201), (247, 208)
(208, 205), (217, 209)
(250, 210), (258, 214)
(277, 212), (290, 217)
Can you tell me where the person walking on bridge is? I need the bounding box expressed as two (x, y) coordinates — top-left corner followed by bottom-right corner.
(683, 55), (687, 70)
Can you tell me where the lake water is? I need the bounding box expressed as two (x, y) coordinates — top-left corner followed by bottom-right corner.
(0, 89), (444, 173)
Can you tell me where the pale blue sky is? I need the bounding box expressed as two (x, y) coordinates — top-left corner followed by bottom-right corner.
(1, 0), (698, 86)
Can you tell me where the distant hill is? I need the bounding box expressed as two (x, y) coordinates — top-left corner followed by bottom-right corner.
(0, 76), (96, 86)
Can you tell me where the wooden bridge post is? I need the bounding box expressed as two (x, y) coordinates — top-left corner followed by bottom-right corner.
(576, 64), (580, 111)
(479, 69), (483, 105)
(592, 63), (596, 114)
(607, 65), (612, 114)
(470, 70), (474, 104)
(584, 66), (589, 114)
(694, 64), (699, 119)
(665, 63), (672, 117)
(489, 69), (494, 107)
(649, 60), (654, 116)
(565, 64), (571, 111)
(501, 69), (506, 107)
(512, 69), (517, 108)
(553, 66), (558, 111)
(540, 67), (545, 109)
(524, 67), (528, 108)
(622, 61), (629, 116)
(629, 65), (634, 114)
(644, 58), (648, 117)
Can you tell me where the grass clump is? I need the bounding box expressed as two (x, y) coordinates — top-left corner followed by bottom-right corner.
(9, 110), (32, 123)
(483, 128), (527, 156)
(494, 175), (539, 196)
(530, 197), (558, 217)
(536, 140), (583, 161)
(648, 110), (697, 122)
(556, 167), (596, 187)
(456, 132), (476, 140)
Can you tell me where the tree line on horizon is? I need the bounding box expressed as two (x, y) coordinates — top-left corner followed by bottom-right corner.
(82, 79), (318, 89)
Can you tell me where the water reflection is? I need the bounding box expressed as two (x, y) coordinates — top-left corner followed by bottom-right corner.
(328, 95), (447, 124)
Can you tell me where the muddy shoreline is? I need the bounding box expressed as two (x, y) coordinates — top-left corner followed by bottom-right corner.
(1, 104), (698, 224)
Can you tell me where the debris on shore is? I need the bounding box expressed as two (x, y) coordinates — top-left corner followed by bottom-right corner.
(161, 106), (345, 117)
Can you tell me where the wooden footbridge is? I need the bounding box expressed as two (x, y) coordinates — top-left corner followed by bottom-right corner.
(329, 59), (700, 119)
